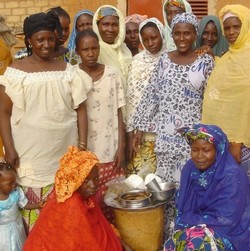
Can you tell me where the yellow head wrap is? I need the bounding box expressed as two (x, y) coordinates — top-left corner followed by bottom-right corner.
(55, 146), (99, 203)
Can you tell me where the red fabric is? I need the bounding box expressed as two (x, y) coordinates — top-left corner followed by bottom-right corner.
(23, 192), (122, 251)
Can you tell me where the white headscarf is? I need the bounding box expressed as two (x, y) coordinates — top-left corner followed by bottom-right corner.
(126, 18), (166, 132)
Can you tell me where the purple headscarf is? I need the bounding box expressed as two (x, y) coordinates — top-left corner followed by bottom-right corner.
(176, 124), (250, 250)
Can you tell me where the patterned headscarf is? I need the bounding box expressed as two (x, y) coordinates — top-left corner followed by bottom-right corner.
(171, 12), (199, 35)
(125, 14), (148, 25)
(166, 0), (185, 11)
(55, 146), (99, 203)
(96, 7), (119, 22)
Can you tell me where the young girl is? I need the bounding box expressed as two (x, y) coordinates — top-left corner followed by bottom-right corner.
(24, 146), (132, 251)
(75, 29), (126, 221)
(0, 161), (42, 251)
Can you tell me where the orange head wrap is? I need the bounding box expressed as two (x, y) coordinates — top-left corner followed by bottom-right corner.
(55, 146), (99, 203)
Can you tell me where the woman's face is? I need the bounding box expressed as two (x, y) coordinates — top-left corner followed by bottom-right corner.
(172, 23), (196, 53)
(76, 35), (100, 68)
(125, 22), (140, 51)
(56, 16), (70, 46)
(165, 5), (185, 26)
(223, 17), (242, 45)
(201, 21), (219, 48)
(97, 16), (119, 44)
(76, 14), (93, 32)
(140, 26), (162, 54)
(28, 30), (56, 59)
(77, 166), (99, 199)
(191, 139), (216, 171)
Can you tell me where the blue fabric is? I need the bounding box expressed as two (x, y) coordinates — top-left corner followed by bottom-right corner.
(67, 9), (93, 52)
(175, 124), (250, 250)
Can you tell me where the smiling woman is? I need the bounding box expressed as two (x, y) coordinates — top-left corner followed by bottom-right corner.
(0, 12), (92, 232)
(130, 13), (214, 240)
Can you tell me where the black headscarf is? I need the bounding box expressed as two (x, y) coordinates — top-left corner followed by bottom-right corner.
(23, 12), (62, 55)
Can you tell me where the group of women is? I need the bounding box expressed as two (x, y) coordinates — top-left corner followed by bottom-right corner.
(0, 1), (250, 250)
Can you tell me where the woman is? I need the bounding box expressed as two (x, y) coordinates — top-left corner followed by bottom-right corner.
(24, 146), (132, 251)
(202, 5), (250, 178)
(131, 13), (214, 238)
(124, 14), (147, 56)
(0, 12), (92, 232)
(92, 5), (132, 90)
(196, 15), (229, 58)
(126, 18), (166, 176)
(75, 29), (125, 221)
(46, 6), (71, 62)
(162, 0), (192, 51)
(67, 9), (94, 64)
(165, 124), (250, 251)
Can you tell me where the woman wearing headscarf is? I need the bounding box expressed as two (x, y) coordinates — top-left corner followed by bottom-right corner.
(0, 12), (92, 232)
(67, 9), (94, 64)
(92, 5), (132, 91)
(196, 15), (229, 58)
(124, 14), (147, 56)
(126, 17), (166, 176)
(131, 13), (214, 239)
(162, 0), (192, 51)
(164, 124), (250, 251)
(24, 146), (133, 251)
(202, 5), (250, 178)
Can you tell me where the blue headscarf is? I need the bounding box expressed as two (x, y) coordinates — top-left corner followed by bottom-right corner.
(176, 124), (250, 250)
(67, 10), (93, 53)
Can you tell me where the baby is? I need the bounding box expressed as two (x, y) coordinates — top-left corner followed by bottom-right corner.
(0, 161), (43, 251)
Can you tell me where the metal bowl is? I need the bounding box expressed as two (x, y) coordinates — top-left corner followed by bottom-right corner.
(119, 189), (152, 209)
(149, 182), (176, 202)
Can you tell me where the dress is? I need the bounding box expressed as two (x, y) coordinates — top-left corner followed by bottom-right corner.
(0, 63), (92, 230)
(165, 124), (250, 251)
(0, 187), (28, 251)
(202, 5), (250, 178)
(132, 52), (214, 183)
(132, 52), (214, 239)
(79, 64), (125, 220)
(126, 17), (166, 176)
(23, 192), (123, 251)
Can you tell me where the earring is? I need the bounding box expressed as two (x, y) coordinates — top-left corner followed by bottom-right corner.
(28, 44), (32, 48)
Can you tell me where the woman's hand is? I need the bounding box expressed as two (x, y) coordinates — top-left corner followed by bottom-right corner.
(229, 142), (242, 163)
(4, 147), (19, 170)
(114, 146), (125, 171)
(133, 130), (143, 153)
(195, 45), (215, 58)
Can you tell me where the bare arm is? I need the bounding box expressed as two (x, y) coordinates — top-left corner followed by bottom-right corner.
(75, 101), (88, 150)
(0, 86), (19, 168)
(24, 202), (43, 210)
(114, 108), (126, 169)
(229, 142), (242, 163)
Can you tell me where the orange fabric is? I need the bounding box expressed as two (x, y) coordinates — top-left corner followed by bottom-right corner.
(55, 146), (99, 203)
(23, 192), (122, 251)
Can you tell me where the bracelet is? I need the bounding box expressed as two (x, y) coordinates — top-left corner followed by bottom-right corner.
(78, 141), (87, 150)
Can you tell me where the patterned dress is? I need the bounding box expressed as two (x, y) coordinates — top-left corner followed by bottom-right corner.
(0, 187), (28, 251)
(132, 51), (214, 238)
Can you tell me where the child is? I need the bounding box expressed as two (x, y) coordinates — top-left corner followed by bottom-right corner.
(0, 161), (42, 251)
(75, 29), (126, 221)
(24, 146), (133, 251)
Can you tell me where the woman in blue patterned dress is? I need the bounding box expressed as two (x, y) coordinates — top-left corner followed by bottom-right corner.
(131, 13), (214, 239)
